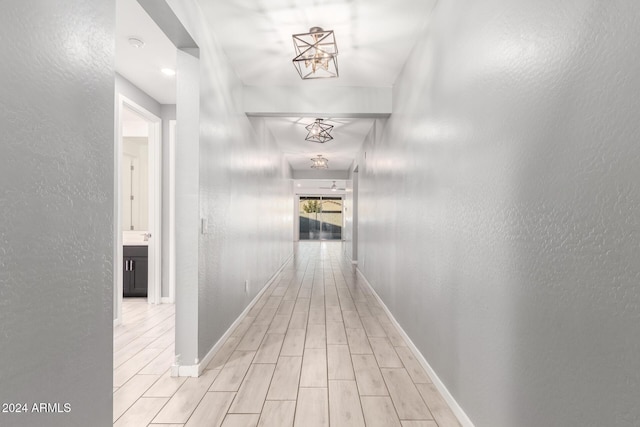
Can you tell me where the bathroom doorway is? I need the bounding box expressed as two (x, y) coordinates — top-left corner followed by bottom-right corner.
(114, 96), (162, 323)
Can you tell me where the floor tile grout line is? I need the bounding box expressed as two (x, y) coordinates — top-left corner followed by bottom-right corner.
(221, 263), (304, 425)
(112, 374), (162, 425)
(116, 306), (175, 335)
(114, 320), (175, 367)
(113, 305), (177, 422)
(113, 243), (457, 427)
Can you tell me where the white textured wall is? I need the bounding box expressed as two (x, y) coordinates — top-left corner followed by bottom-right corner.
(344, 179), (354, 259)
(358, 1), (640, 426)
(168, 0), (294, 363)
(0, 1), (114, 426)
(344, 170), (358, 262)
(196, 109), (293, 360)
(174, 48), (200, 366)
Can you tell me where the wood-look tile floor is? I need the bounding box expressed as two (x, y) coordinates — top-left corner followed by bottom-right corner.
(113, 242), (461, 427)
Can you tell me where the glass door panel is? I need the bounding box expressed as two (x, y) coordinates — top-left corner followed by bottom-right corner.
(299, 196), (343, 240)
(299, 197), (322, 240)
(320, 197), (342, 240)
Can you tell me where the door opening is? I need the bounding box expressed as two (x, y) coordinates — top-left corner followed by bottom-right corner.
(299, 196), (343, 241)
(114, 96), (162, 324)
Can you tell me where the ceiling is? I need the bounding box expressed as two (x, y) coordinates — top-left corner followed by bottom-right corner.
(197, 0), (434, 88)
(295, 179), (348, 195)
(115, 0), (435, 175)
(263, 117), (374, 170)
(116, 0), (177, 104)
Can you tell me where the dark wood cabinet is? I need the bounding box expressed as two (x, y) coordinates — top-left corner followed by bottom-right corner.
(123, 245), (148, 297)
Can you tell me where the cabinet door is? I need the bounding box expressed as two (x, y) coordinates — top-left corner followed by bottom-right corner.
(123, 246), (148, 297)
(129, 255), (148, 297)
(123, 258), (131, 295)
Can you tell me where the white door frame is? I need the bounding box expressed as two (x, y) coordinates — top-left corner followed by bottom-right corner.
(114, 94), (162, 324)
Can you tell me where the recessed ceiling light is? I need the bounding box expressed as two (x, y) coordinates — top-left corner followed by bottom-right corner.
(161, 68), (176, 76)
(127, 37), (145, 48)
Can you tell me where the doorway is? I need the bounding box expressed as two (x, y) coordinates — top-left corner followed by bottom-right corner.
(114, 96), (162, 323)
(299, 196), (344, 240)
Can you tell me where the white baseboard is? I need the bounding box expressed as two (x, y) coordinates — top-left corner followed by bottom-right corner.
(356, 268), (475, 427)
(161, 297), (172, 304)
(171, 363), (199, 377)
(172, 254), (293, 378)
(344, 250), (358, 266)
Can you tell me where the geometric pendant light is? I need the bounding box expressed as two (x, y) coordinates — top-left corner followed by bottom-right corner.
(305, 118), (334, 143)
(310, 154), (329, 169)
(292, 27), (339, 79)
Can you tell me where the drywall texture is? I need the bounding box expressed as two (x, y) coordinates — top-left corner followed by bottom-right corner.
(168, 0), (294, 363)
(344, 170), (357, 262)
(0, 1), (114, 426)
(357, 1), (640, 426)
(174, 48), (200, 366)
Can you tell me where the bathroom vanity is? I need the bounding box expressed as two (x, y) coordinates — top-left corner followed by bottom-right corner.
(123, 245), (148, 297)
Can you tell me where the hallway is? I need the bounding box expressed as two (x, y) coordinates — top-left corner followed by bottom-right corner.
(113, 242), (460, 426)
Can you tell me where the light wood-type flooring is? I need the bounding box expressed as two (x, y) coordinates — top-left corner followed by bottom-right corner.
(113, 242), (461, 427)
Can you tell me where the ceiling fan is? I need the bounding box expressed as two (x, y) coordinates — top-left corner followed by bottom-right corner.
(319, 181), (346, 191)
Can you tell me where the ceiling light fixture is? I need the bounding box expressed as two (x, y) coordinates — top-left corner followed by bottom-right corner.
(310, 154), (329, 169)
(305, 118), (334, 143)
(127, 37), (145, 48)
(161, 68), (176, 76)
(292, 27), (339, 79)
(319, 180), (346, 191)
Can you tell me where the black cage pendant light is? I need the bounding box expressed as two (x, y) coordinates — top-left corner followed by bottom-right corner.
(305, 118), (334, 143)
(292, 27), (339, 79)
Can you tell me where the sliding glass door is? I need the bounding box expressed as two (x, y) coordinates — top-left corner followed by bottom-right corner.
(299, 196), (343, 240)
(299, 197), (321, 240)
(320, 197), (343, 240)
